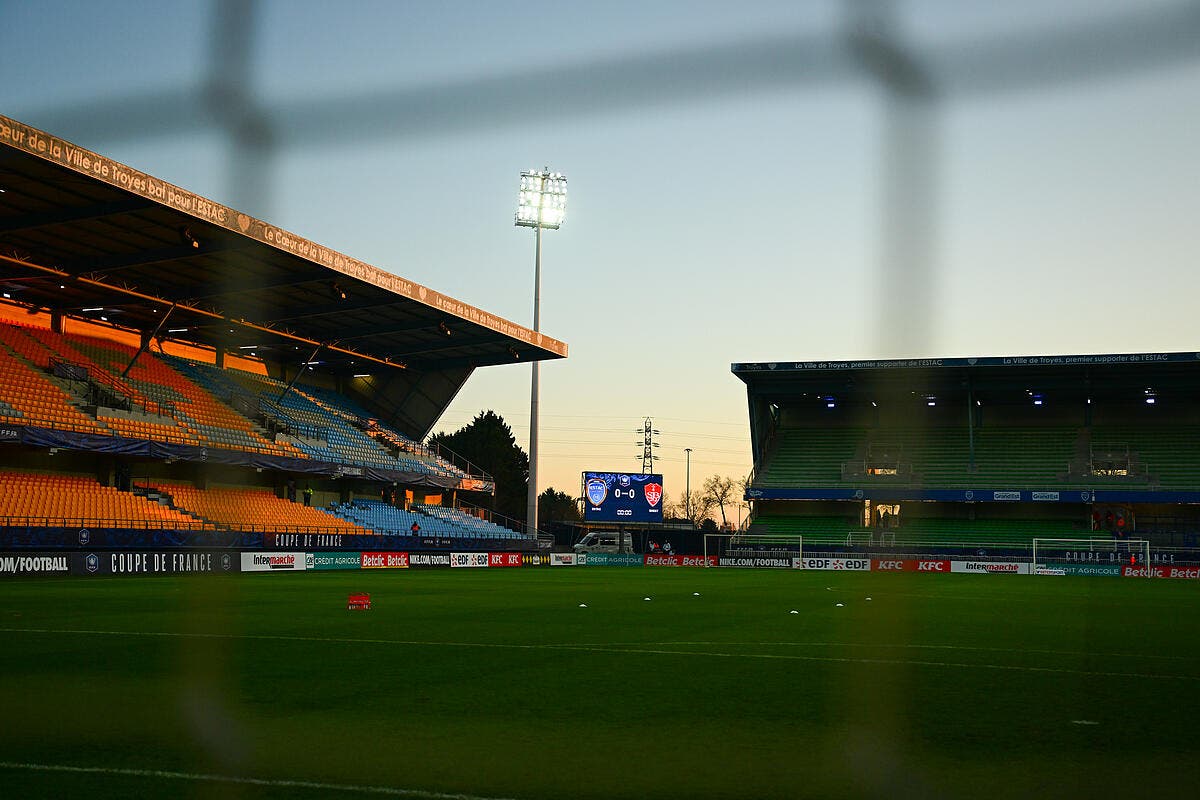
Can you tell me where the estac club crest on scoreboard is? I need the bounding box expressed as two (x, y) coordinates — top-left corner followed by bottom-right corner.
(582, 472), (664, 523)
(585, 477), (608, 507)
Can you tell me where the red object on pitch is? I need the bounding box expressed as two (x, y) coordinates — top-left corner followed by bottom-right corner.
(347, 592), (371, 610)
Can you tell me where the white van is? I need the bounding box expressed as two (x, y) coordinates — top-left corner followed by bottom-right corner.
(573, 530), (635, 554)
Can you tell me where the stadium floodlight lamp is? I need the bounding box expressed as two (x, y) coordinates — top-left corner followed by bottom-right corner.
(515, 169), (567, 230)
(515, 167), (567, 538)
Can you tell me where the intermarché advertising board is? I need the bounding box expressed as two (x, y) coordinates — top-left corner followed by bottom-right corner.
(950, 561), (1031, 575)
(241, 552), (307, 572)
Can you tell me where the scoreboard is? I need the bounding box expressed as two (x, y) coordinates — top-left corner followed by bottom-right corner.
(582, 472), (664, 523)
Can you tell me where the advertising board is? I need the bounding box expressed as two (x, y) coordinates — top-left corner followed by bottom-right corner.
(582, 472), (664, 523)
(1122, 565), (1200, 579)
(408, 552), (452, 568)
(241, 552), (307, 572)
(450, 552), (489, 568)
(644, 554), (718, 567)
(0, 552), (71, 577)
(91, 550), (238, 576)
(801, 558), (872, 571)
(488, 552), (523, 568)
(550, 553), (578, 566)
(309, 552), (362, 571)
(2, 550), (241, 577)
(578, 553), (643, 566)
(1041, 563), (1122, 577)
(950, 561), (1031, 575)
(361, 552), (409, 569)
(717, 556), (795, 568)
(872, 559), (951, 572)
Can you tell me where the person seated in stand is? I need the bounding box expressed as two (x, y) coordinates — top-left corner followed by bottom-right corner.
(410, 520), (421, 536)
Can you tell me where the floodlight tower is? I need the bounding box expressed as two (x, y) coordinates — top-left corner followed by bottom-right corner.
(515, 168), (567, 537)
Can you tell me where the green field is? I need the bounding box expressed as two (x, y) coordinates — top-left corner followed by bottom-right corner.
(1, 569), (1198, 799)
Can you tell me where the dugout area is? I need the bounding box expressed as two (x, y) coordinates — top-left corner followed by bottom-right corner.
(735, 354), (1200, 558)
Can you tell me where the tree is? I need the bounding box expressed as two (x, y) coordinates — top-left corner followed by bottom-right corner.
(735, 475), (751, 530)
(429, 411), (528, 521)
(666, 489), (713, 528)
(539, 487), (580, 524)
(702, 475), (737, 529)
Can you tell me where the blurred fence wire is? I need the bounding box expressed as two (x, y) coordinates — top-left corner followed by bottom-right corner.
(14, 0), (1200, 354)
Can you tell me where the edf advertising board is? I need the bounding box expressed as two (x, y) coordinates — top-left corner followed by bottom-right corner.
(583, 472), (663, 523)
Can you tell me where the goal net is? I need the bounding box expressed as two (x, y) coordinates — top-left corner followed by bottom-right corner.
(703, 533), (802, 566)
(1032, 537), (1150, 570)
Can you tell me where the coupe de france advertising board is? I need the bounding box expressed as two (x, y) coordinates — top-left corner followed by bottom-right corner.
(582, 472), (664, 523)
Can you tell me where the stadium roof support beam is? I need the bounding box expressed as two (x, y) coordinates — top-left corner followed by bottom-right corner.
(65, 238), (245, 278)
(0, 251), (405, 373)
(263, 296), (401, 324)
(120, 300), (176, 378)
(329, 318), (446, 343)
(384, 334), (500, 360)
(181, 273), (333, 302)
(0, 197), (156, 234)
(279, 343), (324, 402)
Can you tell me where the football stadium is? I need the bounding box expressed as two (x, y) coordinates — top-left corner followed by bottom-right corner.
(4, 42), (1200, 798)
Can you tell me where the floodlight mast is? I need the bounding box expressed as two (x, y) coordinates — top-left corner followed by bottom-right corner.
(515, 168), (567, 537)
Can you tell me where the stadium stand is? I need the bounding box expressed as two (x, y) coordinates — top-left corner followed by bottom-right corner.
(0, 471), (205, 528)
(149, 480), (369, 534)
(329, 500), (522, 539)
(0, 329), (110, 434)
(756, 427), (864, 486)
(0, 115), (561, 552)
(736, 353), (1200, 553)
(63, 332), (295, 456)
(415, 503), (523, 539)
(332, 500), (459, 536)
(167, 356), (467, 478)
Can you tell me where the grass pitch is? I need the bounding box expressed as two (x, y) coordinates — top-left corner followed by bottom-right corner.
(1, 568), (1198, 799)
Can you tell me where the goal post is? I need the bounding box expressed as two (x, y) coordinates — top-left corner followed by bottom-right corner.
(1032, 537), (1150, 572)
(703, 533), (802, 565)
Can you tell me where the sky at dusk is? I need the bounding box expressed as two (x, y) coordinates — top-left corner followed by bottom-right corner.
(3, 0), (1198, 507)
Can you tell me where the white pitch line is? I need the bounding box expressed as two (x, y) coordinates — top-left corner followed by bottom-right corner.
(0, 761), (519, 800)
(2, 627), (1197, 682)
(645, 640), (1199, 662)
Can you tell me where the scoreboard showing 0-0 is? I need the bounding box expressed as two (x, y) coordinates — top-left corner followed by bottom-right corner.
(582, 472), (664, 523)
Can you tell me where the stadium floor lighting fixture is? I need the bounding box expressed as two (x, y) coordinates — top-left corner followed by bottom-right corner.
(515, 167), (567, 537)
